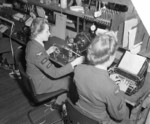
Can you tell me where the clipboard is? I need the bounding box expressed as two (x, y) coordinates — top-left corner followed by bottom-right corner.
(0, 24), (8, 33)
(51, 12), (67, 40)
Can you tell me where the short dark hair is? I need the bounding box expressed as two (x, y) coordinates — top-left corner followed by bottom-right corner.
(87, 32), (118, 65)
(30, 17), (50, 39)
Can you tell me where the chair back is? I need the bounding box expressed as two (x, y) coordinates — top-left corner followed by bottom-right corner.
(15, 47), (39, 103)
(66, 98), (101, 124)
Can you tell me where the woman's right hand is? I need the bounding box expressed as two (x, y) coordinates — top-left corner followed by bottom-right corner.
(70, 56), (84, 68)
(110, 73), (120, 82)
(118, 79), (130, 92)
(46, 46), (58, 54)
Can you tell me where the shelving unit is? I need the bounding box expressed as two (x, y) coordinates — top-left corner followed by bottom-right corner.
(26, 0), (116, 33)
(6, 0), (150, 58)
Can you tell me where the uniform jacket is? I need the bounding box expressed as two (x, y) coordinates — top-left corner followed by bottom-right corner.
(26, 40), (73, 94)
(74, 64), (130, 124)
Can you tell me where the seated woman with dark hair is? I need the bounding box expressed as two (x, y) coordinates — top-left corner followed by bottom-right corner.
(73, 31), (141, 124)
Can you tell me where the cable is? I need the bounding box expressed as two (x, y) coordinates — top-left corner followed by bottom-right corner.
(0, 16), (15, 71)
(7, 19), (16, 72)
(9, 23), (15, 69)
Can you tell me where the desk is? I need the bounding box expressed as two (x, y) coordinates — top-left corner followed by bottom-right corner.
(124, 72), (150, 106)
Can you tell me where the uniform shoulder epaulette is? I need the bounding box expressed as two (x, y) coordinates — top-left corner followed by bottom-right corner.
(41, 58), (48, 65)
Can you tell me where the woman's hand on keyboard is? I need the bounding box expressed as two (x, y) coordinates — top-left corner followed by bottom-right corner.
(110, 73), (120, 82)
(118, 79), (130, 92)
(46, 46), (59, 55)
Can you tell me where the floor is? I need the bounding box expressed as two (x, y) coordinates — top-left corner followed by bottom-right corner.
(0, 68), (33, 124)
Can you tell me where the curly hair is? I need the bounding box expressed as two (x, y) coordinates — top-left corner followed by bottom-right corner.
(30, 17), (50, 39)
(87, 31), (118, 65)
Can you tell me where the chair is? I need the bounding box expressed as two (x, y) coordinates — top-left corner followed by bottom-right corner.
(14, 47), (67, 105)
(15, 47), (67, 124)
(65, 98), (101, 124)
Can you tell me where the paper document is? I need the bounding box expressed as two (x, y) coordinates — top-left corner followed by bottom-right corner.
(0, 24), (8, 33)
(25, 17), (33, 27)
(128, 27), (137, 49)
(123, 18), (138, 48)
(36, 6), (45, 18)
(13, 13), (24, 21)
(118, 51), (146, 75)
(51, 12), (67, 40)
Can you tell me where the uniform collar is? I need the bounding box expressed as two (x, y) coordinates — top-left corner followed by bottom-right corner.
(33, 39), (44, 47)
(94, 65), (107, 70)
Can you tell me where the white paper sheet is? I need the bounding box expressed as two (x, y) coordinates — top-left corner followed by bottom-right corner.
(36, 6), (46, 18)
(123, 18), (138, 48)
(118, 51), (146, 75)
(51, 12), (67, 40)
(128, 27), (137, 49)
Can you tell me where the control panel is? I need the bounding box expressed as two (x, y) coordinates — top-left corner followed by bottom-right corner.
(49, 32), (91, 65)
(49, 42), (84, 65)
